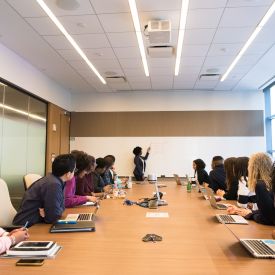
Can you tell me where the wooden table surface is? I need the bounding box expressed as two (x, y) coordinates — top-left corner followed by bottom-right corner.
(1, 181), (275, 275)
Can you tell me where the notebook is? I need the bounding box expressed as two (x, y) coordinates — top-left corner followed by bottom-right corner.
(6, 241), (57, 256)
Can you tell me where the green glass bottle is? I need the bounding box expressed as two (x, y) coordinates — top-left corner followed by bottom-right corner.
(186, 175), (192, 193)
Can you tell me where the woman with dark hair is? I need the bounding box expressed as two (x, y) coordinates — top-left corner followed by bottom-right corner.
(216, 157), (238, 199)
(64, 150), (97, 208)
(193, 159), (209, 186)
(133, 146), (150, 181)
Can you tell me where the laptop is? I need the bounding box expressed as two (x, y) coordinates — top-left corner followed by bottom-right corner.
(216, 214), (248, 224)
(223, 221), (275, 258)
(154, 181), (168, 206)
(205, 187), (228, 210)
(173, 174), (182, 185)
(50, 206), (99, 233)
(195, 181), (208, 200)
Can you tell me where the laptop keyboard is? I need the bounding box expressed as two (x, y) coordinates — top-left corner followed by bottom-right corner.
(219, 215), (235, 223)
(78, 213), (92, 221)
(244, 240), (275, 255)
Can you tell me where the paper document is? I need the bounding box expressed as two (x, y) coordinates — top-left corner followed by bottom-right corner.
(146, 212), (169, 218)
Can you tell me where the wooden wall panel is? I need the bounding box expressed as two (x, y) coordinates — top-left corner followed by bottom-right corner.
(46, 103), (70, 173)
(70, 110), (264, 137)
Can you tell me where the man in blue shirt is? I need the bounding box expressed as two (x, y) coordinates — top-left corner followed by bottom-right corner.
(13, 154), (76, 227)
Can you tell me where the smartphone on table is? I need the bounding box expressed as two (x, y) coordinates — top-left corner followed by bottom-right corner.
(16, 259), (44, 266)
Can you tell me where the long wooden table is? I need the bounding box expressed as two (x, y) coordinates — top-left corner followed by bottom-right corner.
(1, 181), (275, 274)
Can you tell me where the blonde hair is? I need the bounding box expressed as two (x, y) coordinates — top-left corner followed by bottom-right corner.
(248, 152), (272, 191)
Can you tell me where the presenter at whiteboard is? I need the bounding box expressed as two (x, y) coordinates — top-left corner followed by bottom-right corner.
(133, 146), (150, 181)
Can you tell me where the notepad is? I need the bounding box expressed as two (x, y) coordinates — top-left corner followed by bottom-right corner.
(146, 212), (169, 218)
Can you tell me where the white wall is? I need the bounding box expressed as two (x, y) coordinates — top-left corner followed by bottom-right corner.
(70, 90), (266, 177)
(0, 43), (71, 110)
(71, 89), (264, 111)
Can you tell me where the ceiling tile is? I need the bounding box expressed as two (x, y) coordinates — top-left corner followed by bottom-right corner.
(109, 83), (131, 91)
(90, 0), (130, 14)
(194, 80), (219, 89)
(173, 80), (196, 89)
(68, 60), (92, 71)
(85, 48), (117, 60)
(189, 0), (227, 9)
(180, 66), (202, 74)
(113, 47), (141, 58)
(187, 8), (224, 29)
(219, 6), (270, 28)
(7, 0), (46, 17)
(208, 43), (242, 56)
(204, 55), (235, 67)
(180, 56), (205, 67)
(175, 74), (199, 82)
(181, 44), (210, 57)
(123, 68), (147, 76)
(213, 27), (254, 43)
(58, 15), (104, 34)
(149, 67), (174, 76)
(137, 0), (182, 11)
(107, 32), (137, 47)
(43, 35), (73, 49)
(184, 29), (216, 44)
(26, 17), (61, 35)
(227, 0), (274, 7)
(129, 82), (151, 90)
(140, 11), (180, 30)
(126, 76), (150, 82)
(119, 58), (143, 69)
(149, 58), (175, 68)
(151, 76), (173, 89)
(72, 34), (110, 48)
(91, 59), (121, 69)
(254, 27), (275, 44)
(58, 49), (82, 61)
(245, 43), (272, 55)
(98, 13), (134, 33)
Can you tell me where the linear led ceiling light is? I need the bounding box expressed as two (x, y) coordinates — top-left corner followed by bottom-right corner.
(128, 0), (149, 76)
(36, 0), (106, 84)
(221, 2), (275, 82)
(175, 0), (189, 76)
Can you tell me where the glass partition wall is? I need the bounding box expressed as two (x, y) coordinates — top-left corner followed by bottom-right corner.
(0, 82), (47, 208)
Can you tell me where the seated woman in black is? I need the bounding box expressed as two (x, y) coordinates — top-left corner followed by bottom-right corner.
(193, 159), (209, 186)
(216, 157), (238, 200)
(228, 152), (275, 225)
(133, 146), (150, 181)
(208, 156), (226, 192)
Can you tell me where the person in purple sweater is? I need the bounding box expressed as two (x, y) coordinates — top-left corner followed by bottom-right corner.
(65, 150), (97, 208)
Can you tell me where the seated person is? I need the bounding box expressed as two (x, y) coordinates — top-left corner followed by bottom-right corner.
(76, 156), (96, 196)
(102, 155), (116, 185)
(13, 154), (75, 227)
(235, 157), (257, 210)
(65, 150), (97, 208)
(216, 157), (238, 200)
(0, 227), (29, 254)
(208, 156), (226, 192)
(227, 153), (275, 225)
(193, 159), (209, 186)
(92, 158), (112, 194)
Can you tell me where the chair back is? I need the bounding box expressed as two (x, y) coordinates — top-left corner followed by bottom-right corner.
(23, 174), (42, 190)
(0, 178), (17, 226)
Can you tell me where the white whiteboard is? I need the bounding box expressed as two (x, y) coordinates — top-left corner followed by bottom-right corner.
(70, 136), (266, 177)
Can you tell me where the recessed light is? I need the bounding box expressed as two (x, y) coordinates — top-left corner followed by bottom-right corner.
(56, 0), (80, 11)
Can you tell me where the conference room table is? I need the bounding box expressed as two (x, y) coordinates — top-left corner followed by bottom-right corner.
(1, 180), (275, 274)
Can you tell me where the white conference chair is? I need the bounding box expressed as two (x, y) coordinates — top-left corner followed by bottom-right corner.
(23, 173), (42, 190)
(0, 178), (17, 226)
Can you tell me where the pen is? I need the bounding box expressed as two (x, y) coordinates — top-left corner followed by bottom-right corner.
(23, 221), (29, 229)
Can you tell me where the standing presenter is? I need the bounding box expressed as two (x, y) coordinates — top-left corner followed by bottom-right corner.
(133, 146), (150, 181)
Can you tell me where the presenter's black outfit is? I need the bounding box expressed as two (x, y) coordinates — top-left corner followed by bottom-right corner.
(133, 152), (149, 181)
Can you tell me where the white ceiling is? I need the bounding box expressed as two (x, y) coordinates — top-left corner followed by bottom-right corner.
(0, 0), (275, 93)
